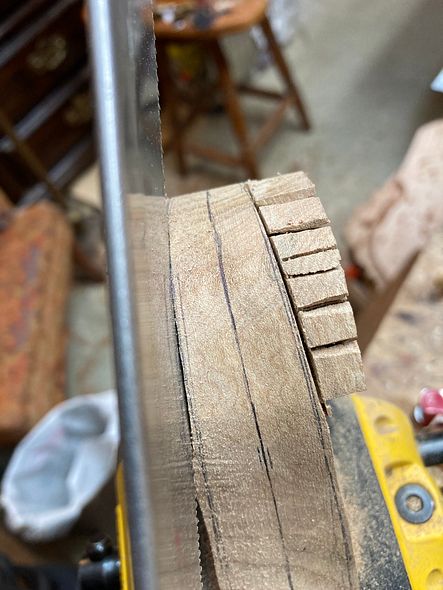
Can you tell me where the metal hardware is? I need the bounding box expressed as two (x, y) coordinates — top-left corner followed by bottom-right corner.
(85, 534), (114, 562)
(27, 34), (68, 74)
(78, 534), (121, 590)
(418, 432), (443, 466)
(395, 483), (435, 524)
(63, 92), (92, 127)
(350, 395), (443, 587)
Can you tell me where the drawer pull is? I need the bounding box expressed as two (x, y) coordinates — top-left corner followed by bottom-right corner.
(63, 92), (92, 127)
(27, 34), (68, 74)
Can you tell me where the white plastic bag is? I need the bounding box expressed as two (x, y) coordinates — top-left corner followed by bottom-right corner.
(251, 0), (300, 68)
(1, 390), (119, 542)
(268, 0), (300, 45)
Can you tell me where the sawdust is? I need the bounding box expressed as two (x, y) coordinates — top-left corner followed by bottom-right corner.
(334, 457), (365, 577)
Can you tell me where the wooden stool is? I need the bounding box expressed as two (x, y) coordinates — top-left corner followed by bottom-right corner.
(154, 0), (311, 179)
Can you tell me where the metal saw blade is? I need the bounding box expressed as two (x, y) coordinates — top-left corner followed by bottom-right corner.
(87, 1), (201, 587)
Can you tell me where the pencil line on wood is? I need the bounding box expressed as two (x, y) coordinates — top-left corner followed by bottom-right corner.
(244, 183), (357, 588)
(206, 190), (294, 590)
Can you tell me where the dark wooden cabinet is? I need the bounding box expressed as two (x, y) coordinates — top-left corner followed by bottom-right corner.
(0, 0), (94, 203)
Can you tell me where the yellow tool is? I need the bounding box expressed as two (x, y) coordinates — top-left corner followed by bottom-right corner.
(109, 396), (443, 590)
(353, 396), (443, 590)
(329, 395), (443, 590)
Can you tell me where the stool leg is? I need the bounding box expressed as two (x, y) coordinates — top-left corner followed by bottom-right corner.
(209, 40), (260, 179)
(157, 42), (188, 176)
(260, 17), (311, 131)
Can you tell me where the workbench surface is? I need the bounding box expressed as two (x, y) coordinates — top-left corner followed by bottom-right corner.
(363, 229), (443, 413)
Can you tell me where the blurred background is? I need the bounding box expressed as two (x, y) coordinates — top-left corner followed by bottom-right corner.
(0, 0), (442, 587)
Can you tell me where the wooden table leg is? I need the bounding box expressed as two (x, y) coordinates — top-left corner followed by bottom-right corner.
(260, 17), (311, 131)
(73, 240), (105, 282)
(156, 42), (188, 176)
(209, 40), (260, 179)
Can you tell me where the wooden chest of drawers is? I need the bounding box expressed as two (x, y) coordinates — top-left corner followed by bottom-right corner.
(0, 0), (94, 203)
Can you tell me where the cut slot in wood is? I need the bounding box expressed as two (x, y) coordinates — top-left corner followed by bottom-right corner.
(311, 341), (366, 401)
(286, 267), (348, 310)
(260, 196), (329, 234)
(154, 171), (368, 588)
(247, 171), (315, 207)
(248, 172), (365, 405)
(299, 301), (357, 349)
(271, 225), (337, 259)
(168, 180), (358, 589)
(282, 248), (341, 277)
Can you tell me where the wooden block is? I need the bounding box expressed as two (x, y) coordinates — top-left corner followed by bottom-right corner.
(129, 196), (201, 588)
(260, 197), (329, 235)
(286, 267), (348, 310)
(282, 249), (341, 277)
(299, 302), (357, 349)
(169, 184), (357, 589)
(247, 171), (315, 206)
(271, 226), (336, 260)
(311, 341), (366, 400)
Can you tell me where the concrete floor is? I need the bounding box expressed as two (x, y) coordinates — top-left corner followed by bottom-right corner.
(68, 0), (443, 396)
(67, 284), (115, 395)
(165, 0), (443, 238)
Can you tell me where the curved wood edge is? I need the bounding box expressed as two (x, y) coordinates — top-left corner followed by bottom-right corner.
(247, 172), (366, 405)
(128, 195), (202, 589)
(168, 178), (360, 589)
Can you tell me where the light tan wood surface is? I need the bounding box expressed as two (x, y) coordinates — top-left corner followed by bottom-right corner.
(129, 195), (201, 589)
(282, 248), (341, 277)
(364, 227), (443, 413)
(248, 171), (315, 206)
(167, 173), (364, 588)
(271, 225), (337, 259)
(313, 341), (366, 402)
(250, 175), (365, 403)
(287, 267), (348, 310)
(299, 302), (357, 349)
(260, 197), (329, 235)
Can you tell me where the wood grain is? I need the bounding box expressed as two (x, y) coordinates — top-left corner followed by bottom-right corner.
(248, 173), (365, 403)
(312, 342), (366, 401)
(248, 171), (315, 206)
(169, 184), (357, 589)
(271, 226), (336, 259)
(286, 267), (348, 310)
(260, 197), (329, 234)
(282, 248), (341, 277)
(299, 302), (357, 349)
(129, 195), (201, 589)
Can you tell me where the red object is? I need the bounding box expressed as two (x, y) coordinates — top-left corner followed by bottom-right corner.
(415, 388), (443, 427)
(345, 263), (362, 281)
